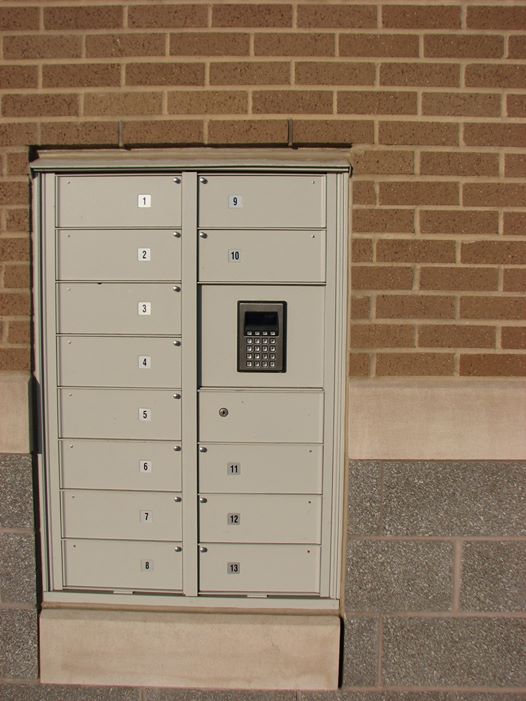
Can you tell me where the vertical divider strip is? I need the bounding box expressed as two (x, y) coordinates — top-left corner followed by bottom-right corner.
(181, 171), (199, 596)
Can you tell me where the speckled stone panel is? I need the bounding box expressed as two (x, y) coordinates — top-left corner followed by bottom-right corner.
(298, 693), (526, 701)
(0, 532), (36, 603)
(347, 461), (381, 535)
(0, 685), (140, 700)
(0, 453), (34, 528)
(0, 609), (38, 679)
(341, 617), (378, 687)
(144, 691), (296, 701)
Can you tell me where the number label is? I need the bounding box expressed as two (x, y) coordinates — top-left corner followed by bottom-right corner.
(227, 463), (240, 476)
(140, 510), (152, 523)
(139, 460), (152, 474)
(138, 302), (151, 316)
(139, 408), (152, 422)
(227, 513), (240, 525)
(227, 562), (240, 574)
(228, 249), (241, 263)
(138, 194), (151, 208)
(138, 355), (151, 369)
(138, 248), (151, 262)
(228, 194), (243, 209)
(141, 559), (154, 572)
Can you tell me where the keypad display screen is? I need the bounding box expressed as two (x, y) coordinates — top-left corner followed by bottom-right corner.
(238, 302), (286, 373)
(244, 311), (279, 335)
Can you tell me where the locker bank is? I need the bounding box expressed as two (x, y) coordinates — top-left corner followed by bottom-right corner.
(32, 150), (350, 688)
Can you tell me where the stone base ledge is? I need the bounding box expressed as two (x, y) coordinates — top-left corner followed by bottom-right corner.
(40, 609), (340, 689)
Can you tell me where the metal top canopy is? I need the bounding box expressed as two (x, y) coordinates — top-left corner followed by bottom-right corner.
(31, 148), (352, 173)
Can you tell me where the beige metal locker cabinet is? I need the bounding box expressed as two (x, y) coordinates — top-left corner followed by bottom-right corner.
(33, 150), (349, 689)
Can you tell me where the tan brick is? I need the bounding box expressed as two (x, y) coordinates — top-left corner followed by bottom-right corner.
(460, 354), (526, 377)
(210, 62), (289, 85)
(3, 93), (79, 118)
(0, 7), (40, 31)
(123, 120), (204, 145)
(464, 123), (526, 149)
(420, 267), (499, 292)
(0, 238), (29, 262)
(352, 181), (376, 205)
(352, 266), (413, 290)
(0, 183), (27, 207)
(507, 95), (526, 118)
(255, 33), (335, 57)
(463, 184), (526, 208)
(504, 269), (526, 292)
(6, 153), (28, 177)
(340, 33), (418, 57)
(253, 90), (332, 114)
(126, 62), (204, 87)
(298, 5), (377, 28)
(7, 320), (30, 345)
(41, 121), (118, 146)
(351, 324), (415, 348)
(380, 181), (458, 206)
(380, 121), (458, 146)
(129, 5), (207, 28)
(86, 33), (166, 58)
(466, 64), (526, 89)
(353, 208), (415, 234)
(4, 35), (82, 60)
(296, 62), (375, 86)
(171, 33), (250, 57)
(352, 239), (373, 263)
(84, 92), (163, 117)
(0, 124), (38, 147)
(3, 264), (29, 289)
(461, 241), (526, 266)
(44, 6), (123, 30)
(508, 37), (526, 60)
(467, 6), (526, 30)
(43, 63), (120, 89)
(351, 295), (370, 319)
(420, 151), (499, 177)
(424, 34), (503, 59)
(5, 209), (29, 233)
(418, 325), (496, 349)
(0, 65), (38, 90)
(502, 328), (526, 350)
(351, 150), (414, 176)
(382, 5), (461, 29)
(293, 119), (373, 145)
(377, 352), (455, 376)
(505, 154), (526, 179)
(504, 212), (526, 237)
(0, 292), (30, 315)
(212, 4), (292, 28)
(381, 63), (460, 88)
(0, 348), (30, 372)
(377, 294), (455, 319)
(461, 296), (526, 321)
(422, 92), (501, 118)
(168, 91), (248, 115)
(420, 210), (498, 236)
(338, 90), (417, 115)
(349, 353), (370, 377)
(208, 120), (288, 145)
(377, 240), (455, 264)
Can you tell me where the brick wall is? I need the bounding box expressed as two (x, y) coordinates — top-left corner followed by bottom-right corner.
(0, 0), (525, 378)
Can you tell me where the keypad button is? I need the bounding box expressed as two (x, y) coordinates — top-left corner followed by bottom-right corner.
(255, 362), (260, 367)
(270, 353), (276, 360)
(254, 354), (260, 359)
(247, 331), (253, 336)
(270, 339), (276, 345)
(262, 331), (268, 336)
(254, 331), (260, 336)
(262, 362), (268, 367)
(262, 354), (268, 359)
(246, 338), (253, 345)
(270, 331), (276, 336)
(270, 362), (275, 367)
(246, 362), (252, 367)
(254, 346), (260, 351)
(246, 353), (253, 359)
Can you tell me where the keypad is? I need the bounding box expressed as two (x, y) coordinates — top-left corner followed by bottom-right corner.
(242, 332), (282, 372)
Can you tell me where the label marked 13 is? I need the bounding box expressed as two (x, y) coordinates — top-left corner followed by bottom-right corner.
(227, 562), (240, 574)
(138, 194), (151, 208)
(228, 194), (243, 208)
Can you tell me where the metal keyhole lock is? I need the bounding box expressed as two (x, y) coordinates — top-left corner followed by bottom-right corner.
(218, 407), (229, 418)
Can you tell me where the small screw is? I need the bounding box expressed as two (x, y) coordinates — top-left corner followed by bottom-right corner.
(173, 393), (181, 399)
(218, 407), (229, 417)
(199, 446), (207, 453)
(173, 177), (181, 184)
(172, 285), (181, 292)
(173, 231), (181, 237)
(199, 176), (207, 184)
(199, 232), (208, 239)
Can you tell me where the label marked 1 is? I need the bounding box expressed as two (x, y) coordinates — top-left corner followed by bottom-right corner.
(138, 194), (151, 208)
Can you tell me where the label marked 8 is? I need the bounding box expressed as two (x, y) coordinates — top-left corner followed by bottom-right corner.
(141, 559), (154, 572)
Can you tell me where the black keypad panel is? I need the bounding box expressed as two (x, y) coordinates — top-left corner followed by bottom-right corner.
(238, 302), (286, 372)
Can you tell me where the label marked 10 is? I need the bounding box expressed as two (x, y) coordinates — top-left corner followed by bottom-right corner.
(228, 249), (241, 263)
(138, 194), (151, 208)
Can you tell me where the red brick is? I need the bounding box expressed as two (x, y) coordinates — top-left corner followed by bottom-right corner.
(352, 208), (414, 234)
(126, 62), (204, 87)
(377, 240), (455, 264)
(463, 184), (526, 208)
(352, 266), (413, 290)
(381, 62), (460, 88)
(351, 324), (415, 348)
(296, 62), (375, 86)
(349, 353), (370, 377)
(420, 267), (499, 292)
(210, 62), (289, 85)
(44, 6), (123, 30)
(129, 5), (207, 28)
(122, 120), (204, 145)
(424, 34), (503, 58)
(0, 124), (38, 147)
(84, 92), (163, 117)
(422, 92), (501, 118)
(508, 37), (526, 59)
(502, 328), (526, 350)
(382, 5), (461, 29)
(505, 154), (526, 179)
(466, 64), (526, 89)
(168, 91), (248, 115)
(352, 239), (373, 263)
(6, 153), (28, 177)
(380, 181), (458, 206)
(352, 182), (376, 204)
(298, 5), (377, 28)
(255, 33), (335, 57)
(460, 296), (526, 321)
(171, 33), (250, 56)
(461, 241), (526, 266)
(0, 348), (30, 372)
(508, 95), (526, 118)
(351, 296), (370, 319)
(504, 270), (526, 292)
(0, 7), (40, 31)
(0, 292), (30, 315)
(41, 122), (118, 146)
(3, 264), (29, 289)
(4, 35), (82, 60)
(420, 210), (498, 236)
(380, 121), (458, 146)
(467, 7), (526, 30)
(0, 65), (38, 90)
(293, 120), (374, 145)
(212, 4), (292, 27)
(377, 294), (455, 319)
(43, 63), (121, 88)
(420, 151), (499, 177)
(351, 151), (414, 176)
(504, 213), (526, 237)
(7, 320), (30, 345)
(464, 123), (526, 148)
(252, 91), (333, 114)
(0, 183), (27, 206)
(338, 90), (417, 115)
(418, 325), (496, 349)
(377, 352), (455, 376)
(340, 33), (418, 57)
(86, 33), (166, 58)
(460, 354), (526, 377)
(208, 120), (288, 145)
(0, 238), (29, 262)
(2, 93), (79, 118)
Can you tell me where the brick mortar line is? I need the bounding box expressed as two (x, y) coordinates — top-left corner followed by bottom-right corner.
(452, 539), (463, 613)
